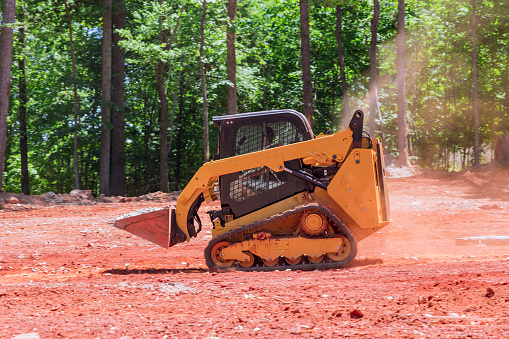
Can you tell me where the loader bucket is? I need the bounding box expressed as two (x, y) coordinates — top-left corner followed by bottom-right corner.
(113, 208), (185, 248)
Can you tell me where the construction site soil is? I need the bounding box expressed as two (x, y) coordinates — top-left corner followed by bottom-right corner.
(1, 164), (509, 338)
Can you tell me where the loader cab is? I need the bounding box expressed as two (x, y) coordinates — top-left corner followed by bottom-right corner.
(212, 110), (314, 219)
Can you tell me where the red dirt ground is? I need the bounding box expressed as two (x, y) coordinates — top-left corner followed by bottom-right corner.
(1, 165), (509, 338)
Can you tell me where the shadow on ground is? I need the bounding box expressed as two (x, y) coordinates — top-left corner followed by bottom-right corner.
(104, 267), (208, 275)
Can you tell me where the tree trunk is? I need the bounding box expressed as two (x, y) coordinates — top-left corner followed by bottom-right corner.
(157, 1), (183, 192)
(368, 0), (379, 136)
(396, 0), (409, 165)
(18, 10), (30, 195)
(504, 43), (509, 133)
(143, 108), (152, 192)
(18, 6), (29, 195)
(99, 0), (112, 196)
(157, 0), (169, 193)
(335, 5), (350, 129)
(110, 0), (126, 196)
(495, 134), (509, 166)
(84, 147), (90, 189)
(375, 86), (386, 144)
(0, 0), (15, 191)
(157, 32), (169, 193)
(472, 0), (480, 166)
(300, 0), (313, 128)
(65, 1), (81, 190)
(200, 0), (210, 162)
(168, 66), (184, 160)
(226, 0), (237, 115)
(175, 81), (185, 186)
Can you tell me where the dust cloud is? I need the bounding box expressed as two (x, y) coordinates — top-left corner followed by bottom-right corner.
(358, 167), (509, 265)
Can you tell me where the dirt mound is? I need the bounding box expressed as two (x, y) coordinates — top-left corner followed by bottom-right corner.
(0, 190), (181, 211)
(385, 164), (420, 178)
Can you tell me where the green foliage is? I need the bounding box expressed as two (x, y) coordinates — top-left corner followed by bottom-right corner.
(376, 0), (508, 169)
(2, 0), (508, 195)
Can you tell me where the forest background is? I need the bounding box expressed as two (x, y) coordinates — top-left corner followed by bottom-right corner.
(0, 0), (507, 197)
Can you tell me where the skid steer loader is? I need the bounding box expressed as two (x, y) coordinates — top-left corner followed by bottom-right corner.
(112, 109), (390, 271)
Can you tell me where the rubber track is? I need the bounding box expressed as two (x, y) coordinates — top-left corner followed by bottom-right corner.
(204, 205), (358, 272)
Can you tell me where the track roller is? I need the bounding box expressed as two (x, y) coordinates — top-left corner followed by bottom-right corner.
(263, 257), (279, 266)
(239, 252), (255, 268)
(326, 234), (352, 262)
(308, 254), (324, 264)
(210, 241), (235, 268)
(285, 255), (302, 265)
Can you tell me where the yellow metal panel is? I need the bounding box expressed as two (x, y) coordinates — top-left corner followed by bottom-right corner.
(327, 148), (380, 229)
(255, 149), (285, 172)
(220, 236), (345, 261)
(314, 132), (351, 162)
